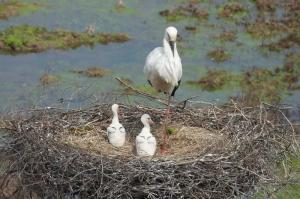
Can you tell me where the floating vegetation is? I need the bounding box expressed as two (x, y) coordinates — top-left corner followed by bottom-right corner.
(247, 20), (286, 39)
(187, 69), (238, 91)
(0, 0), (40, 20)
(214, 30), (236, 42)
(71, 67), (109, 78)
(159, 2), (209, 21)
(207, 48), (231, 63)
(218, 2), (248, 21)
(40, 74), (58, 85)
(0, 25), (130, 54)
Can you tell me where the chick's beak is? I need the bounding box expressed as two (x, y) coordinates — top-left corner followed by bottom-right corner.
(149, 119), (154, 125)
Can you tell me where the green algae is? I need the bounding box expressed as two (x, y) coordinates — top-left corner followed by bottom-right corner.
(0, 24), (130, 54)
(0, 0), (40, 20)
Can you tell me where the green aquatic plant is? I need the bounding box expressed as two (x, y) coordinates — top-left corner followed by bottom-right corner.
(0, 24), (130, 54)
(0, 0), (40, 20)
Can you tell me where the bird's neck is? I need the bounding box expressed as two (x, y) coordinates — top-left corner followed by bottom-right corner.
(142, 124), (150, 132)
(112, 112), (119, 124)
(163, 39), (177, 59)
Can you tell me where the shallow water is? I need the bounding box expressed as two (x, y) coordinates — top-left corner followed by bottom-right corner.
(0, 0), (299, 113)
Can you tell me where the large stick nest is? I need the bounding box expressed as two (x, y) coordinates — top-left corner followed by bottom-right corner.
(1, 102), (298, 198)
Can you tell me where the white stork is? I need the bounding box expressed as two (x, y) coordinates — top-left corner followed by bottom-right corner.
(143, 26), (182, 118)
(106, 104), (126, 147)
(136, 114), (157, 156)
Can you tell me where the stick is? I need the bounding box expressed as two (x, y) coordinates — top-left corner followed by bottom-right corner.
(115, 77), (168, 105)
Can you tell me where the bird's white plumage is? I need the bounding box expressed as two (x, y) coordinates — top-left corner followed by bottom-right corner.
(144, 26), (182, 95)
(107, 104), (126, 147)
(136, 114), (156, 156)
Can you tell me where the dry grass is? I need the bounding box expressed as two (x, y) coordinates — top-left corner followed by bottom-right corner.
(62, 121), (224, 160)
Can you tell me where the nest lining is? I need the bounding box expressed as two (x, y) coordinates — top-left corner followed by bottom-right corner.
(1, 102), (298, 198)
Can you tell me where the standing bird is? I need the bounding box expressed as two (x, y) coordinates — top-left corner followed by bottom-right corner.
(144, 26), (182, 119)
(136, 114), (157, 157)
(107, 104), (126, 147)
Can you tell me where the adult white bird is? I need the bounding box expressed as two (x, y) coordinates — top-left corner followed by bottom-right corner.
(106, 104), (126, 147)
(144, 26), (182, 117)
(136, 114), (157, 157)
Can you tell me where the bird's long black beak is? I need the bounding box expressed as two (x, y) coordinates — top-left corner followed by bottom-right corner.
(169, 41), (174, 56)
